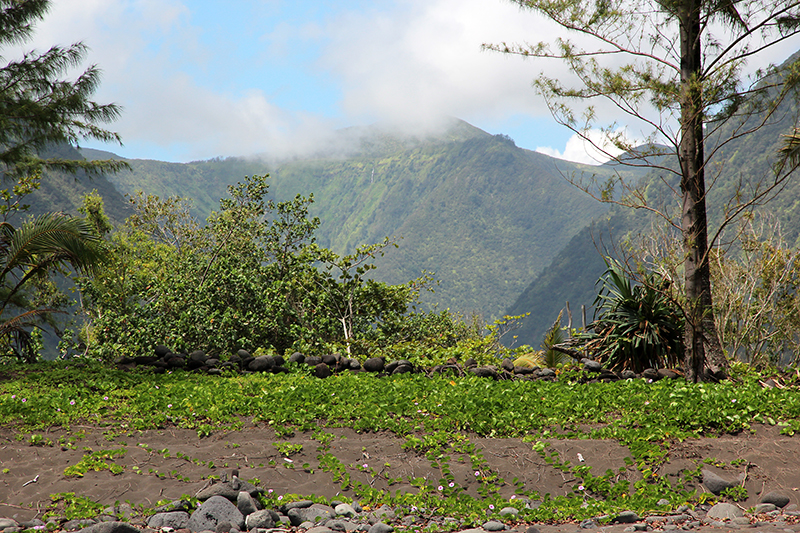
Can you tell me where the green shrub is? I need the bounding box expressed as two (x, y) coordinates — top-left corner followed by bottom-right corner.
(575, 258), (682, 372)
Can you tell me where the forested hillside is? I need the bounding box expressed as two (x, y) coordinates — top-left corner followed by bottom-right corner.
(26, 145), (131, 223)
(83, 119), (646, 320)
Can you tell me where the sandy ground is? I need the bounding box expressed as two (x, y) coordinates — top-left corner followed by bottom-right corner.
(1, 422), (799, 530)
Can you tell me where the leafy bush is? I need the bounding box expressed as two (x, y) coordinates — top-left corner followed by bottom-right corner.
(575, 259), (682, 372)
(81, 175), (468, 359)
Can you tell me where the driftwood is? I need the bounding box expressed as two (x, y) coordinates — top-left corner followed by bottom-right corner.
(551, 343), (583, 359)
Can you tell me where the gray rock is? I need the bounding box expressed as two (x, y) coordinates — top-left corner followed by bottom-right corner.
(657, 499), (670, 507)
(335, 503), (358, 518)
(237, 491), (258, 516)
(482, 521), (506, 531)
(187, 495), (245, 532)
(245, 510), (276, 530)
(498, 507), (519, 518)
(363, 358), (385, 372)
(315, 363), (333, 378)
(326, 520), (351, 531)
(657, 368), (679, 379)
(579, 519), (597, 529)
(471, 367), (498, 379)
(306, 527), (335, 533)
(665, 514), (691, 524)
(642, 368), (660, 381)
(153, 499), (192, 513)
(287, 504), (335, 526)
(367, 523), (394, 533)
(283, 500), (314, 511)
(148, 511), (190, 530)
(367, 505), (396, 524)
(65, 519), (96, 531)
(538, 368), (556, 378)
(761, 491), (791, 508)
(613, 511), (640, 524)
(0, 519), (19, 529)
(526, 528), (540, 533)
(196, 479), (261, 502)
(701, 469), (737, 495)
(583, 360), (602, 372)
(215, 521), (233, 533)
(706, 502), (743, 520)
(391, 364), (413, 375)
(249, 355), (275, 372)
(621, 370), (636, 379)
(754, 503), (777, 514)
(75, 523), (140, 533)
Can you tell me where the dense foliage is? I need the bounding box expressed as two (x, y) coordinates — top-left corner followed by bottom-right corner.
(100, 124), (624, 319)
(0, 213), (105, 361)
(0, 0), (125, 362)
(80, 175), (503, 362)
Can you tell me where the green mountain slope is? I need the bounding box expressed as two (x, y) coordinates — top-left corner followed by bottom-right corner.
(26, 144), (131, 223)
(271, 133), (616, 317)
(86, 119), (645, 319)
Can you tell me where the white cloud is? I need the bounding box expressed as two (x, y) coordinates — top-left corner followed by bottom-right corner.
(318, 0), (571, 130)
(536, 128), (644, 165)
(9, 0), (800, 162)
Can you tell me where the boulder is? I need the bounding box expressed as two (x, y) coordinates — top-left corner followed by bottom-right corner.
(363, 357), (385, 372)
(315, 363), (333, 378)
(245, 510), (276, 530)
(147, 512), (190, 530)
(701, 469), (736, 495)
(706, 502), (743, 520)
(761, 491), (791, 508)
(187, 496), (244, 532)
(249, 355), (275, 372)
(288, 352), (305, 364)
(287, 504), (335, 526)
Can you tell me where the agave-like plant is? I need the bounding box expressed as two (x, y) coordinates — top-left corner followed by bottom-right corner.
(0, 213), (104, 362)
(577, 258), (683, 373)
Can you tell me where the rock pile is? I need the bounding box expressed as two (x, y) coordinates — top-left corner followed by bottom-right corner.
(0, 480), (796, 533)
(113, 348), (683, 384)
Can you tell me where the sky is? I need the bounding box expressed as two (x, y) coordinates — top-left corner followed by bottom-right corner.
(21, 0), (800, 164)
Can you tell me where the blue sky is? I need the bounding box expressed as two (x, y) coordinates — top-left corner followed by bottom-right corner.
(27, 0), (800, 164)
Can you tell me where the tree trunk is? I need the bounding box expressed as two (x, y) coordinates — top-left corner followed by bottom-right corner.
(678, 0), (728, 382)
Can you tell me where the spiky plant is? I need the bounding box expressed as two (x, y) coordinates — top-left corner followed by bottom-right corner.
(577, 258), (683, 373)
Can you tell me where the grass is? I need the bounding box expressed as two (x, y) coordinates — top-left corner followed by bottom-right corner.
(1, 360), (799, 523)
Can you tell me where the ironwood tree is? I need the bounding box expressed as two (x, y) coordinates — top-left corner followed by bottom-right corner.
(486, 0), (800, 381)
(0, 0), (127, 181)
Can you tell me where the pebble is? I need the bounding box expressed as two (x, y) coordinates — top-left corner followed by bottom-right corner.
(5, 480), (800, 533)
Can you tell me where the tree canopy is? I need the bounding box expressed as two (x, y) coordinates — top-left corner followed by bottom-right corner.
(0, 0), (127, 179)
